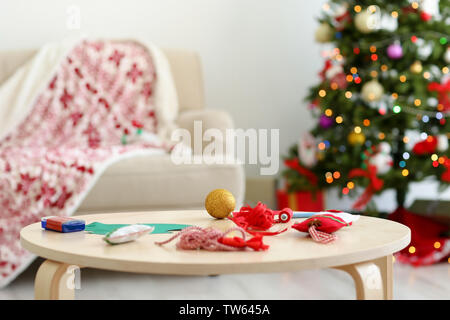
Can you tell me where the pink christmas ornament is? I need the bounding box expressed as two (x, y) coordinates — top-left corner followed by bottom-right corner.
(319, 114), (334, 129)
(387, 42), (403, 60)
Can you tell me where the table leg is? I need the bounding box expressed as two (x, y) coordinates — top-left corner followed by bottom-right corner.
(34, 260), (77, 300)
(334, 255), (393, 300)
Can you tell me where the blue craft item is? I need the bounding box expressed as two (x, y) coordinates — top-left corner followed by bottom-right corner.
(41, 216), (85, 233)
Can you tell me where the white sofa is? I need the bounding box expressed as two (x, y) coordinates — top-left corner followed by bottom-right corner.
(0, 47), (245, 213)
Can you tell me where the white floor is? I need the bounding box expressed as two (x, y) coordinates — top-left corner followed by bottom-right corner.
(1, 258), (449, 300)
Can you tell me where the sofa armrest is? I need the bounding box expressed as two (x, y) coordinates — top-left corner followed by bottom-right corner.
(176, 108), (234, 131)
(176, 109), (234, 154)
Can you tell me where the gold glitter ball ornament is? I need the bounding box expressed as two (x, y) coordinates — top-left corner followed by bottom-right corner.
(347, 132), (366, 145)
(410, 61), (423, 74)
(354, 10), (375, 34)
(361, 79), (384, 102)
(205, 189), (236, 219)
(315, 23), (334, 43)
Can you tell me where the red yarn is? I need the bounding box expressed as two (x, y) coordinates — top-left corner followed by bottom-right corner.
(155, 226), (269, 251)
(230, 202), (290, 236)
(232, 202), (274, 230)
(218, 234), (268, 251)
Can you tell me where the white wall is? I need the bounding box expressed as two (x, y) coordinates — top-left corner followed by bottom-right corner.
(2, 0), (448, 211)
(0, 0), (326, 177)
(1, 0), (448, 210)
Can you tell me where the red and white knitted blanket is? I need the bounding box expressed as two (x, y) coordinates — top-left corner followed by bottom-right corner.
(0, 39), (177, 287)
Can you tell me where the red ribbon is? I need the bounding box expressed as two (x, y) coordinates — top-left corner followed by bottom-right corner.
(348, 165), (384, 210)
(284, 158), (318, 186)
(218, 235), (269, 251)
(428, 80), (450, 111)
(319, 60), (332, 80)
(308, 225), (337, 244)
(334, 10), (352, 31)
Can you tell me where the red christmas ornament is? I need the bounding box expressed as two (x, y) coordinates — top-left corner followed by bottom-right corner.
(412, 136), (438, 155)
(420, 11), (432, 21)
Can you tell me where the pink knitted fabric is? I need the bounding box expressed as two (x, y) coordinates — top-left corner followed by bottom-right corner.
(0, 39), (167, 287)
(155, 226), (248, 251)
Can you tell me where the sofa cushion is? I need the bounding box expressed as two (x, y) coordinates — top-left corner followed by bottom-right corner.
(76, 154), (245, 213)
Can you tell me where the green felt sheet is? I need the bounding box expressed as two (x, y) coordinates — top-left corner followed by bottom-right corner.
(85, 222), (191, 235)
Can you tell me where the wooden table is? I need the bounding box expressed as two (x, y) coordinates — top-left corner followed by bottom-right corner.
(20, 210), (410, 300)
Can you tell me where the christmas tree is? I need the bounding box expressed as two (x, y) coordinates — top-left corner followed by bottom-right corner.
(284, 0), (450, 213)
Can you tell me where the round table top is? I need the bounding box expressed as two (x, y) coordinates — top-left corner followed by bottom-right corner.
(20, 210), (411, 275)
